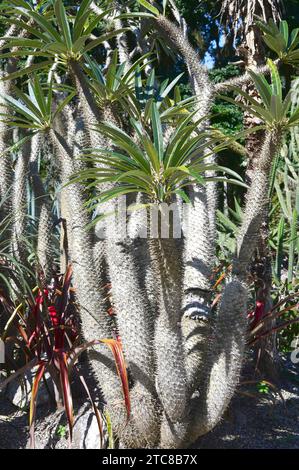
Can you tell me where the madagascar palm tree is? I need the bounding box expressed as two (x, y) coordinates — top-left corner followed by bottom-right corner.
(1, 0), (299, 450)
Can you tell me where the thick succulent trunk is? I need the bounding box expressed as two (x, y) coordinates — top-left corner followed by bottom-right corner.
(11, 139), (30, 266)
(127, 193), (157, 319)
(69, 60), (103, 149)
(97, 101), (160, 446)
(181, 184), (214, 399)
(50, 128), (128, 437)
(154, 15), (216, 306)
(68, 62), (111, 292)
(29, 133), (56, 283)
(152, 237), (186, 420)
(188, 276), (248, 442)
(154, 18), (218, 425)
(0, 70), (14, 220)
(113, 1), (131, 71)
(187, 130), (283, 443)
(147, 203), (187, 447)
(92, 105), (119, 287)
(106, 219), (160, 447)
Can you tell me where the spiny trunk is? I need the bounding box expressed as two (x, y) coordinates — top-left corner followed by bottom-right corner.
(154, 18), (217, 416)
(50, 128), (128, 437)
(154, 15), (216, 306)
(188, 130), (283, 444)
(155, 16), (212, 117)
(0, 22), (33, 219)
(147, 204), (187, 447)
(151, 235), (186, 422)
(69, 60), (103, 149)
(113, 1), (131, 71)
(29, 133), (56, 283)
(127, 193), (157, 318)
(98, 103), (160, 446)
(188, 276), (248, 440)
(182, 185), (214, 318)
(0, 71), (14, 220)
(236, 132), (283, 275)
(11, 139), (30, 266)
(93, 104), (120, 292)
(65, 105), (88, 172)
(106, 218), (160, 447)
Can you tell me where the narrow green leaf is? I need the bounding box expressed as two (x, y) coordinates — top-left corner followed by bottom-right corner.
(275, 180), (290, 218)
(151, 102), (163, 162)
(247, 70), (272, 107)
(0, 93), (40, 122)
(157, 72), (184, 106)
(145, 68), (155, 101)
(288, 27), (299, 50)
(279, 20), (289, 47)
(268, 59), (282, 101)
(72, 35), (89, 54)
(83, 8), (115, 36)
(54, 0), (73, 50)
(13, 86), (44, 119)
(0, 60), (52, 81)
(73, 0), (92, 40)
(53, 91), (77, 120)
(23, 10), (62, 43)
(263, 35), (284, 56)
(137, 0), (160, 16)
(32, 76), (47, 116)
(0, 38), (44, 50)
(106, 50), (118, 91)
(116, 12), (155, 19)
(217, 209), (238, 232)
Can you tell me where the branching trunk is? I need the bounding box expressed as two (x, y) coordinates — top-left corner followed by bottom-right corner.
(188, 130), (283, 443)
(154, 18), (218, 425)
(50, 128), (128, 437)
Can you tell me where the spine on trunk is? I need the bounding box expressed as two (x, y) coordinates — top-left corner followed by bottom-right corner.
(150, 228), (187, 421)
(188, 129), (283, 444)
(150, 233), (189, 448)
(69, 61), (104, 150)
(154, 17), (217, 422)
(50, 128), (129, 437)
(99, 103), (160, 447)
(29, 133), (56, 283)
(106, 220), (160, 447)
(11, 140), (30, 266)
(188, 276), (248, 441)
(0, 69), (14, 219)
(0, 22), (37, 219)
(154, 15), (216, 309)
(113, 1), (131, 71)
(235, 131), (283, 277)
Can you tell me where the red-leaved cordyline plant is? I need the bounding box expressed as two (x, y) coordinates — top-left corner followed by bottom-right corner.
(0, 265), (130, 448)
